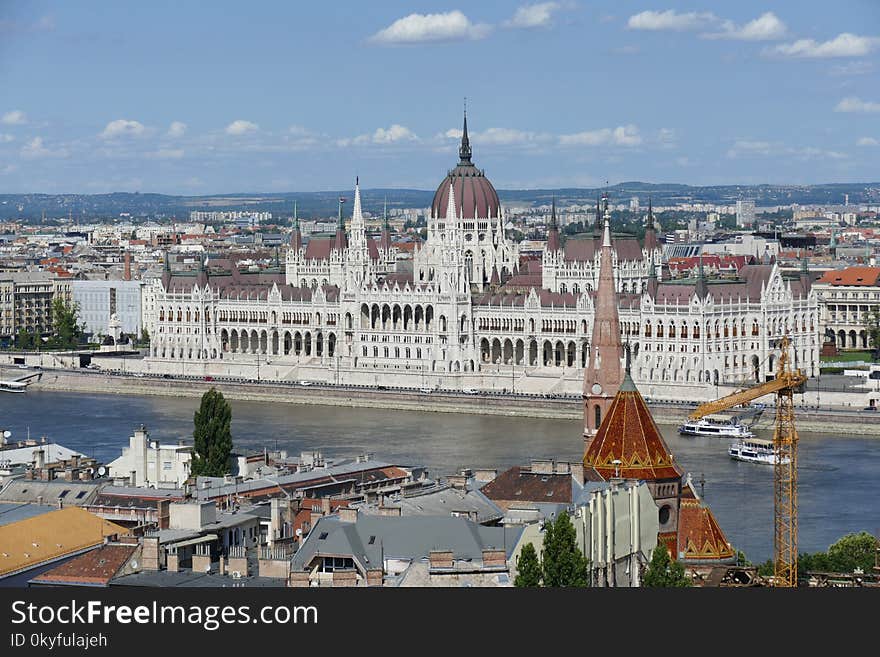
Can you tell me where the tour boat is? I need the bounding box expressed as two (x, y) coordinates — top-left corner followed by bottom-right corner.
(678, 415), (755, 438)
(728, 438), (790, 465)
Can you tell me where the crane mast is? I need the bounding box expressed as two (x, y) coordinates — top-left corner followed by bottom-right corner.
(688, 336), (806, 587)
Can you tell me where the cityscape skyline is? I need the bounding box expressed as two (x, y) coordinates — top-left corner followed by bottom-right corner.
(1, 1), (879, 194)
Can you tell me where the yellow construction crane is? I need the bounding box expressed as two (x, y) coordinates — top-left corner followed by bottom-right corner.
(689, 336), (807, 587)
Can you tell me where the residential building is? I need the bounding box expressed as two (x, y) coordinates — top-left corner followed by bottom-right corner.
(107, 425), (192, 489)
(71, 279), (143, 338)
(814, 266), (880, 349)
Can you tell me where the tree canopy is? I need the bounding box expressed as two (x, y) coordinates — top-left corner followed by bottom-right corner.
(541, 511), (590, 587)
(643, 543), (690, 587)
(514, 543), (542, 587)
(190, 388), (233, 478)
(50, 297), (84, 349)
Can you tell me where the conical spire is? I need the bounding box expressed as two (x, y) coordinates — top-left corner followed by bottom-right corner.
(352, 176), (363, 223)
(459, 104), (472, 164)
(584, 194), (624, 446)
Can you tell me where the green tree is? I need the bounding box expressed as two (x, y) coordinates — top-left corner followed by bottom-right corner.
(15, 327), (34, 350)
(190, 388), (233, 477)
(541, 511), (590, 587)
(827, 531), (878, 573)
(514, 542), (542, 587)
(643, 543), (690, 587)
(140, 327), (150, 345)
(50, 297), (83, 349)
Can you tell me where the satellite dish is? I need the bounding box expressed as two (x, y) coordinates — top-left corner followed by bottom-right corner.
(97, 466), (107, 476)
(130, 560), (138, 570)
(3, 431), (10, 439)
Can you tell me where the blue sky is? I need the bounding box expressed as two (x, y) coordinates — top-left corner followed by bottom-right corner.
(0, 1), (878, 194)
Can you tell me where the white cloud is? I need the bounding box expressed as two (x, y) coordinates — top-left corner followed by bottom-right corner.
(148, 148), (185, 159)
(769, 33), (880, 58)
(1, 110), (27, 125)
(504, 3), (560, 29)
(371, 124), (417, 143)
(559, 124), (642, 147)
(835, 97), (880, 113)
(167, 121), (187, 138)
(703, 12), (786, 41)
(225, 120), (259, 135)
(20, 137), (68, 159)
(0, 133), (14, 143)
(627, 10), (715, 32)
(857, 137), (879, 147)
(726, 140), (774, 157)
(829, 61), (874, 76)
(476, 127), (546, 145)
(100, 119), (145, 139)
(340, 124), (418, 147)
(727, 140), (847, 160)
(369, 11), (491, 45)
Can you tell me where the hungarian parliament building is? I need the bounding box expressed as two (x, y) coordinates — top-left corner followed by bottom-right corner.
(143, 116), (819, 397)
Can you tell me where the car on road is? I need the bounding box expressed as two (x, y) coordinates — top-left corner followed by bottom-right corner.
(420, 387), (434, 394)
(298, 380), (313, 386)
(864, 406), (877, 411)
(462, 388), (478, 395)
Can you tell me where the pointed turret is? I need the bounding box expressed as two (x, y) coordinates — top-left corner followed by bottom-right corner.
(334, 196), (348, 251)
(352, 176), (363, 223)
(290, 201), (303, 251)
(583, 206), (624, 450)
(546, 196), (561, 252)
(459, 106), (472, 164)
(490, 264), (500, 286)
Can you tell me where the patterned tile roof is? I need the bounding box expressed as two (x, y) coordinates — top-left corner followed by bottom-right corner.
(583, 373), (684, 481)
(30, 543), (137, 586)
(676, 497), (736, 564)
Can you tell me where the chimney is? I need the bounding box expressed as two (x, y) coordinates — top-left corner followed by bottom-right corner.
(338, 507), (358, 523)
(123, 251), (131, 281)
(34, 449), (45, 469)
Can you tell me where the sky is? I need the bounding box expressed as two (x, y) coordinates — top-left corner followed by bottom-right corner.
(0, 1), (878, 194)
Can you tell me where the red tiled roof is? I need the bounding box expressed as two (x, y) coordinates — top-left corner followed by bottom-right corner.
(817, 266), (880, 287)
(480, 465), (573, 505)
(30, 544), (137, 587)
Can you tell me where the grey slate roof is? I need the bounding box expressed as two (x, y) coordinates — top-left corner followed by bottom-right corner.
(356, 484), (503, 525)
(291, 514), (523, 574)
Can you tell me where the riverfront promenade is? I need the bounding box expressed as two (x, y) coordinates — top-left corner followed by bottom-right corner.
(6, 365), (880, 436)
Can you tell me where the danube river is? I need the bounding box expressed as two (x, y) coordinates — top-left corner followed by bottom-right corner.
(2, 390), (878, 562)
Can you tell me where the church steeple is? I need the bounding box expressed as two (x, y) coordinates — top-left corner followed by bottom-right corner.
(644, 197), (659, 252)
(459, 103), (472, 164)
(583, 206), (624, 451)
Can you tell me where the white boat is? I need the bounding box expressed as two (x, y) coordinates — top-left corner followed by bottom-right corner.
(678, 415), (755, 438)
(728, 438), (791, 465)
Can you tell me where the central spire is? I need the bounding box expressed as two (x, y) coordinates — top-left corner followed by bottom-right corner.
(459, 103), (472, 164)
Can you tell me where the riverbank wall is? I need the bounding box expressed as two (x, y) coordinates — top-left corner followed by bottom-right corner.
(18, 368), (880, 436)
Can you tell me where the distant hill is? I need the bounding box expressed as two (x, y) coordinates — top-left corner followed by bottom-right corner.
(2, 182), (878, 221)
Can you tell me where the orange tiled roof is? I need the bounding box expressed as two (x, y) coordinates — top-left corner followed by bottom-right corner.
(817, 266), (880, 287)
(584, 374), (684, 481)
(0, 507), (127, 578)
(676, 498), (735, 564)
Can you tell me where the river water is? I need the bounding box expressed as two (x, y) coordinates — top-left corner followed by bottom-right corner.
(1, 390), (878, 563)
